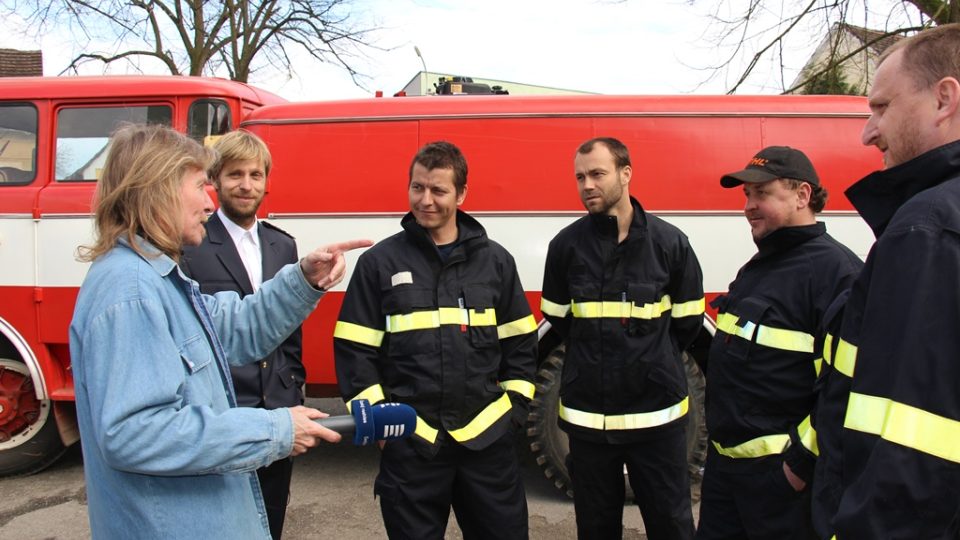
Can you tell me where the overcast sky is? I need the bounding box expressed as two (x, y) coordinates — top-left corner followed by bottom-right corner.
(1, 0), (919, 101)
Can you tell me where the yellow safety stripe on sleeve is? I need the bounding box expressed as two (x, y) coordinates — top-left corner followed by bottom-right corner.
(540, 297), (570, 317)
(448, 392), (513, 443)
(844, 392), (960, 464)
(823, 333), (834, 365)
(671, 297), (706, 318)
(797, 414), (819, 456)
(559, 396), (689, 431)
(345, 385), (386, 413)
(333, 321), (384, 347)
(833, 338), (857, 378)
(715, 312), (814, 353)
(814, 358), (823, 377)
(385, 307), (497, 333)
(571, 295), (673, 320)
(497, 314), (538, 340)
(414, 416), (439, 444)
(712, 433), (791, 458)
(500, 380), (536, 400)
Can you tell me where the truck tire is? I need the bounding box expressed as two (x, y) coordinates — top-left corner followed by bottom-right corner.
(527, 344), (707, 498)
(0, 358), (67, 476)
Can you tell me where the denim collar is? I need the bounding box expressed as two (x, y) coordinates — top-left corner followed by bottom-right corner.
(117, 235), (179, 278)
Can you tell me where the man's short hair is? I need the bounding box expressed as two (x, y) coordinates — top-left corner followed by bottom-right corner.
(209, 129), (272, 181)
(576, 137), (632, 170)
(881, 23), (960, 90)
(409, 141), (468, 194)
(781, 178), (829, 213)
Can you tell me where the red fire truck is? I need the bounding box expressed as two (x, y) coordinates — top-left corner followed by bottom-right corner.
(0, 75), (881, 495)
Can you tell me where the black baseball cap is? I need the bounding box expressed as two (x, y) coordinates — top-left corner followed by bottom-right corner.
(720, 146), (820, 188)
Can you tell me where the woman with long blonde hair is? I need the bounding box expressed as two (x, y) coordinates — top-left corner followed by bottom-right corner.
(70, 124), (369, 539)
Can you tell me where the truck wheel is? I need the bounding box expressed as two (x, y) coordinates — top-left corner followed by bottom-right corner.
(527, 344), (708, 498)
(0, 358), (67, 476)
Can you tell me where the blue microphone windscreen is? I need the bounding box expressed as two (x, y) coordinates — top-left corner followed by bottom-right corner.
(351, 400), (416, 446)
(371, 402), (417, 440)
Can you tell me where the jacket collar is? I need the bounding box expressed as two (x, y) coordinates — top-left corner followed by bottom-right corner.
(401, 209), (487, 256)
(754, 222), (825, 259)
(846, 139), (960, 237)
(588, 196), (647, 241)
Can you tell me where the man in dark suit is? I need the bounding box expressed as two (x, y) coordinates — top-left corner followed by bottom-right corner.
(181, 130), (303, 540)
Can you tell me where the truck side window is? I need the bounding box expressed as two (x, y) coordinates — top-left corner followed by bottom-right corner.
(187, 99), (231, 145)
(0, 103), (39, 185)
(55, 105), (172, 182)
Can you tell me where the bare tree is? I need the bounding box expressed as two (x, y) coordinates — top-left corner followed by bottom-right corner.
(690, 0), (957, 94)
(1, 0), (382, 85)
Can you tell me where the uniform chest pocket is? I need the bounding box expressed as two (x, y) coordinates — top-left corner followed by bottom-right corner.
(382, 286), (438, 356)
(719, 297), (771, 361)
(627, 282), (662, 336)
(569, 281), (600, 341)
(462, 284), (499, 349)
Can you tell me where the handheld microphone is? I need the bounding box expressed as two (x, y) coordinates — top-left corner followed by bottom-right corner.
(315, 399), (417, 446)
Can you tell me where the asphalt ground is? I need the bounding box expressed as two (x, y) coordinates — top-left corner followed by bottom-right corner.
(0, 398), (701, 539)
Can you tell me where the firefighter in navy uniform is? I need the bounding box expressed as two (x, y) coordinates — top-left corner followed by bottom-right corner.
(333, 141), (537, 540)
(813, 24), (960, 539)
(540, 137), (705, 540)
(694, 147), (862, 540)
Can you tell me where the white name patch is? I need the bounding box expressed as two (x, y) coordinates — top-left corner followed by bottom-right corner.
(391, 271), (413, 287)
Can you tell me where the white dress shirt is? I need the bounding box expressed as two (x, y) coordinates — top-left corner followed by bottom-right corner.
(218, 208), (263, 291)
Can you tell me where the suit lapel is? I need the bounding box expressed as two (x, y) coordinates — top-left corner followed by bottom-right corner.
(259, 225), (285, 281)
(208, 213), (255, 295)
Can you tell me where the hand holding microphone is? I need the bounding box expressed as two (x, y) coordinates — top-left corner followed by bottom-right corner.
(315, 399), (417, 446)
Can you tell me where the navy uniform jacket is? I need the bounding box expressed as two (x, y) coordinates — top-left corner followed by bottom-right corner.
(181, 213), (304, 409)
(814, 139), (960, 539)
(705, 223), (861, 479)
(541, 197), (705, 444)
(333, 211), (537, 457)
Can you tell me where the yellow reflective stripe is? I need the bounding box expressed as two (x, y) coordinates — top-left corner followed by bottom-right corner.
(386, 307), (497, 333)
(823, 333), (834, 365)
(716, 312), (756, 340)
(448, 392), (512, 442)
(500, 379), (535, 400)
(540, 297), (570, 317)
(345, 385), (386, 413)
(797, 414), (819, 456)
(631, 295), (673, 319)
(466, 309), (497, 327)
(834, 338), (857, 377)
(844, 392), (960, 464)
(716, 312), (813, 353)
(571, 296), (673, 320)
(333, 321), (384, 347)
(497, 314), (537, 340)
(671, 297), (705, 318)
(559, 396), (689, 431)
(414, 416), (439, 444)
(572, 300), (631, 318)
(755, 325), (815, 353)
(712, 433), (791, 458)
(814, 358), (823, 377)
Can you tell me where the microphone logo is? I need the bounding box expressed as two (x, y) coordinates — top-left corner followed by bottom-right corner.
(382, 424), (406, 439)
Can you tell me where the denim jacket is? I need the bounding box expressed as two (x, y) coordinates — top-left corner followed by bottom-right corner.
(69, 237), (324, 539)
